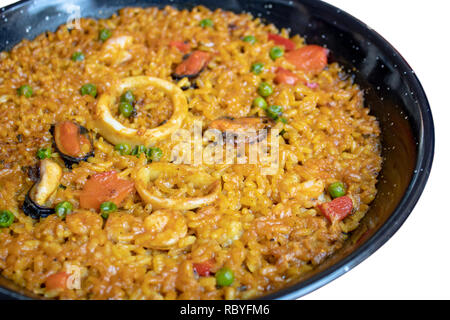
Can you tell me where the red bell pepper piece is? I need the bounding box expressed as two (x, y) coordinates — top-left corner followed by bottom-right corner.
(285, 45), (328, 74)
(193, 259), (215, 277)
(318, 196), (353, 222)
(79, 171), (135, 210)
(45, 272), (70, 290)
(268, 33), (296, 51)
(274, 67), (299, 85)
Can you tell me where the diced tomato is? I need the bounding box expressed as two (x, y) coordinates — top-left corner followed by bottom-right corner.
(268, 33), (296, 51)
(169, 41), (191, 53)
(285, 45), (328, 74)
(274, 67), (299, 85)
(54, 121), (82, 157)
(45, 272), (70, 291)
(318, 196), (353, 222)
(79, 171), (135, 210)
(193, 259), (215, 277)
(174, 50), (211, 77)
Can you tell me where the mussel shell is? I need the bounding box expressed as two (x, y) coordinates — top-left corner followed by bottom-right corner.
(171, 53), (206, 80)
(180, 82), (199, 91)
(57, 150), (95, 169)
(22, 192), (54, 219)
(171, 72), (203, 80)
(50, 124), (95, 169)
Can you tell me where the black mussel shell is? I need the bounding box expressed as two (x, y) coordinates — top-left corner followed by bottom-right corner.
(171, 71), (203, 81)
(180, 82), (199, 91)
(50, 123), (95, 169)
(22, 192), (54, 219)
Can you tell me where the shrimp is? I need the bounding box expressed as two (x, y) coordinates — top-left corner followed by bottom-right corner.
(100, 35), (134, 66)
(135, 210), (188, 250)
(66, 210), (103, 236)
(105, 213), (145, 243)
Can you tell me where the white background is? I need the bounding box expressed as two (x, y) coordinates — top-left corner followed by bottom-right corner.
(0, 0), (448, 299)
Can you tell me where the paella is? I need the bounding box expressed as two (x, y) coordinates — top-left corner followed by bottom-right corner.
(0, 6), (382, 299)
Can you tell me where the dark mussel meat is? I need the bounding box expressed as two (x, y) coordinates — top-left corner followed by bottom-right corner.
(22, 159), (63, 219)
(171, 50), (211, 80)
(50, 121), (94, 168)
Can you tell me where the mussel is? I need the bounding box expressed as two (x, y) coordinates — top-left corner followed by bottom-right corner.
(50, 121), (94, 168)
(22, 159), (63, 219)
(171, 50), (211, 80)
(207, 117), (275, 144)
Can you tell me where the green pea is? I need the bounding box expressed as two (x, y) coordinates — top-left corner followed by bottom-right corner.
(119, 101), (134, 118)
(258, 82), (273, 97)
(251, 62), (264, 75)
(99, 28), (112, 42)
(253, 96), (268, 110)
(328, 182), (346, 199)
(54, 201), (73, 219)
(80, 83), (97, 98)
(17, 85), (33, 98)
(36, 148), (52, 159)
(115, 143), (132, 156)
(0, 210), (14, 228)
(280, 117), (288, 124)
(199, 19), (213, 28)
(270, 46), (284, 60)
(71, 51), (85, 62)
(120, 90), (135, 104)
(132, 145), (147, 158)
(266, 105), (283, 120)
(147, 147), (163, 162)
(100, 201), (117, 218)
(215, 267), (234, 287)
(242, 35), (256, 44)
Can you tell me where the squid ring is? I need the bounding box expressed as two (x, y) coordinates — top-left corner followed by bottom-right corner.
(134, 163), (221, 210)
(93, 76), (188, 147)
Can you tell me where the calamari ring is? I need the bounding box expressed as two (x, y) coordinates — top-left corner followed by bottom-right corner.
(93, 76), (188, 147)
(134, 163), (221, 210)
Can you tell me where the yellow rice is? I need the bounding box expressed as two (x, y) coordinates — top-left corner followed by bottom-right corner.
(0, 6), (382, 299)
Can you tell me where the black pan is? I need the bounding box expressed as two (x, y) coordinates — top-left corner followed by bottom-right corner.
(0, 0), (434, 300)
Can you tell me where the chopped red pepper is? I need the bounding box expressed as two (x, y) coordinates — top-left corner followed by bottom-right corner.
(268, 33), (296, 51)
(318, 196), (353, 222)
(173, 50), (211, 78)
(79, 171), (135, 210)
(274, 67), (299, 85)
(169, 41), (191, 53)
(193, 259), (215, 277)
(285, 45), (328, 74)
(45, 271), (70, 291)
